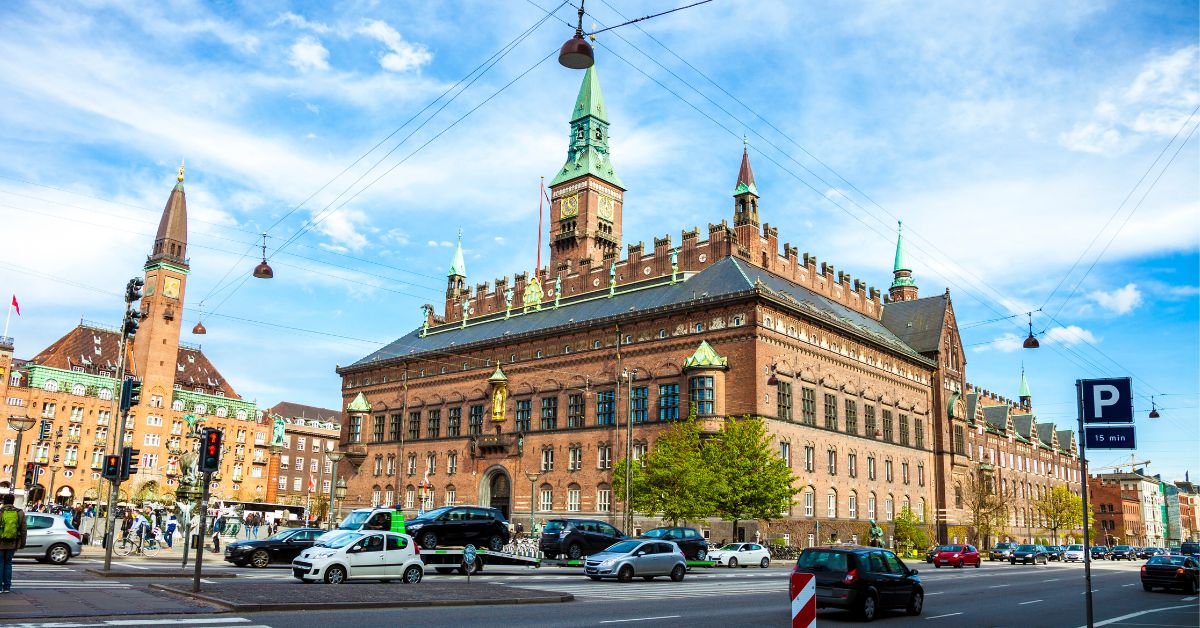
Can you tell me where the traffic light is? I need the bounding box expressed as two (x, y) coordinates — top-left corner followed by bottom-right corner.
(102, 454), (122, 481)
(38, 419), (51, 441)
(121, 310), (146, 339)
(120, 377), (142, 412)
(23, 462), (36, 487)
(199, 428), (222, 473)
(125, 277), (144, 304)
(120, 446), (140, 480)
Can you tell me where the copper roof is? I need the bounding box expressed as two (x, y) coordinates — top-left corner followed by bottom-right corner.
(266, 401), (341, 422)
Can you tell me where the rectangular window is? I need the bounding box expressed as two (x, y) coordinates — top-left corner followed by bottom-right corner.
(657, 384), (679, 421)
(293, 477), (302, 491)
(541, 447), (554, 472)
(427, 409), (441, 439)
(824, 393), (838, 430)
(408, 411), (421, 440)
(780, 441), (791, 467)
(868, 495), (877, 519)
(689, 376), (714, 415)
(849, 494), (858, 519)
(864, 405), (876, 438)
(297, 437), (306, 451)
(426, 453), (437, 475)
(596, 390), (615, 426)
(447, 408), (462, 437)
(899, 414), (910, 446)
(295, 457), (304, 473)
(568, 394), (585, 428)
(882, 410), (894, 442)
(885, 460), (894, 483)
(777, 381), (793, 420)
(373, 415), (385, 442)
(469, 405), (484, 435)
(914, 418), (924, 449)
(827, 492), (837, 518)
(804, 446), (815, 472)
(953, 425), (966, 454)
(567, 487), (581, 512)
(515, 400), (532, 432)
(845, 399), (857, 434)
(386, 455), (396, 476)
(848, 453), (857, 478)
(349, 415), (362, 442)
(801, 388), (816, 425)
(407, 454), (417, 475)
(389, 414), (402, 441)
(902, 462), (910, 485)
(447, 452), (458, 475)
(569, 446), (582, 471)
(539, 488), (553, 512)
(827, 449), (837, 475)
(633, 443), (648, 466)
(597, 488), (612, 513)
(631, 386), (648, 423)
(868, 456), (876, 480)
(804, 491), (814, 517)
(540, 397), (558, 430)
(597, 444), (612, 469)
(917, 463), (925, 487)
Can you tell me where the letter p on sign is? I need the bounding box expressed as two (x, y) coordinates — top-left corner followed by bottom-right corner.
(1080, 378), (1133, 424)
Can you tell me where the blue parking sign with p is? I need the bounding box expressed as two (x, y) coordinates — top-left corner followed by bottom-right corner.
(1080, 377), (1133, 424)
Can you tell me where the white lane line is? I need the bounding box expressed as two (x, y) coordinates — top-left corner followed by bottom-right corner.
(926, 612), (964, 620)
(925, 592), (945, 596)
(1083, 604), (1199, 627)
(1019, 600), (1043, 605)
(110, 561), (150, 570)
(1042, 578), (1062, 582)
(599, 617), (682, 624)
(102, 620), (253, 626)
(1181, 596), (1197, 601)
(1122, 583), (1136, 587)
(988, 584), (1011, 588)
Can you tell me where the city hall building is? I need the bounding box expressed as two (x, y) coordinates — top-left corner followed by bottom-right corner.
(334, 66), (1081, 545)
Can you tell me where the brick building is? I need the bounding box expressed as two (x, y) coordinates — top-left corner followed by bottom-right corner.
(1090, 475), (1145, 546)
(0, 165), (270, 507)
(333, 65), (1080, 545)
(1090, 472), (1165, 546)
(263, 401), (341, 513)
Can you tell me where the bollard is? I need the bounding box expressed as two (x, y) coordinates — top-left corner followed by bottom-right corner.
(789, 570), (816, 628)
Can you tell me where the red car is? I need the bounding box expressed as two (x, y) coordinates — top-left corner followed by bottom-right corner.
(933, 544), (980, 568)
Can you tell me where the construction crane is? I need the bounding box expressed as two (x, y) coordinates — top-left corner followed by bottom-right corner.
(1091, 455), (1151, 474)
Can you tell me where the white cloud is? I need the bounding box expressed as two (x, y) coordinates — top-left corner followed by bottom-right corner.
(973, 332), (1024, 353)
(357, 19), (431, 73)
(314, 207), (370, 251)
(1042, 325), (1098, 346)
(289, 36), (330, 72)
(1089, 283), (1143, 315)
(1058, 121), (1121, 154)
(272, 12), (331, 34)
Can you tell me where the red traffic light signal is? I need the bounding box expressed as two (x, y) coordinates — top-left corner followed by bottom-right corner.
(199, 428), (222, 473)
(102, 455), (122, 481)
(23, 462), (37, 487)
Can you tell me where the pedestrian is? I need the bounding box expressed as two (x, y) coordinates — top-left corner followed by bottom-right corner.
(0, 493), (29, 594)
(211, 516), (223, 552)
(165, 513), (177, 549)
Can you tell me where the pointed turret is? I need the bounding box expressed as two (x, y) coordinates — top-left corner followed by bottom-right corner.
(889, 221), (918, 301)
(1019, 368), (1032, 409)
(733, 142), (760, 227)
(549, 65), (622, 189)
(446, 230), (467, 302)
(149, 162), (189, 269)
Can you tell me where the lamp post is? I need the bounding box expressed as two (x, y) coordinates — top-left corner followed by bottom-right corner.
(334, 477), (347, 525)
(622, 368), (637, 534)
(525, 471), (540, 537)
(7, 414), (35, 491)
(325, 449), (345, 530)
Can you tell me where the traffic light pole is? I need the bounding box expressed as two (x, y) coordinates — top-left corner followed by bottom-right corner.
(193, 471), (211, 592)
(102, 284), (139, 572)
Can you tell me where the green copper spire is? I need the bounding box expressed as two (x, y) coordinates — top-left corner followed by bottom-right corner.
(346, 392), (371, 412)
(1019, 368), (1032, 399)
(549, 65), (623, 188)
(890, 221), (916, 290)
(448, 229), (466, 278)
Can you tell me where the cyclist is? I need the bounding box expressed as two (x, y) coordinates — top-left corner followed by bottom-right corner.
(129, 509), (151, 551)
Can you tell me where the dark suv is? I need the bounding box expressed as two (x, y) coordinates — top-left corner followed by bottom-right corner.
(540, 518), (625, 560)
(1109, 545), (1137, 560)
(640, 527), (708, 560)
(792, 546), (923, 621)
(405, 505), (510, 550)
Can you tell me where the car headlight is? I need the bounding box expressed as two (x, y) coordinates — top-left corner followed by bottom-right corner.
(600, 558), (617, 567)
(310, 551), (337, 559)
(952, 554), (960, 558)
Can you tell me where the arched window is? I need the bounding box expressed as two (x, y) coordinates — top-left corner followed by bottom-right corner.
(72, 383), (86, 396)
(405, 485), (416, 509)
(597, 483), (612, 513)
(658, 329), (667, 338)
(172, 400), (185, 411)
(215, 406), (228, 418)
(43, 379), (59, 392)
(827, 490), (837, 518)
(236, 409), (248, 420)
(385, 485), (395, 506)
(372, 485), (382, 506)
(567, 484), (581, 512)
(98, 388), (113, 401)
(593, 340), (601, 350)
(848, 491), (858, 519)
(803, 488), (814, 517)
(954, 483), (963, 508)
(539, 483), (553, 512)
(868, 492), (877, 519)
(444, 485), (456, 506)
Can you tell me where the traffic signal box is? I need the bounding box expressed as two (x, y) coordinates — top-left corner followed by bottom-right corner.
(200, 428), (222, 473)
(102, 454), (122, 481)
(23, 462), (37, 487)
(120, 446), (140, 481)
(119, 377), (142, 413)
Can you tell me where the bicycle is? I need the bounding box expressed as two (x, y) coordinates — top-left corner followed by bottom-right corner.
(114, 532), (163, 557)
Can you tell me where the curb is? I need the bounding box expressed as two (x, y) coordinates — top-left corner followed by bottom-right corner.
(87, 568), (237, 578)
(149, 584), (574, 612)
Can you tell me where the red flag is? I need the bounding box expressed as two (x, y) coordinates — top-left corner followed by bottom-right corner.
(308, 474), (316, 492)
(10, 294), (18, 316)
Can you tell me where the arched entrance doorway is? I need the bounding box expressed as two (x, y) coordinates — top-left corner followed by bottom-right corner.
(479, 467), (511, 520)
(27, 484), (46, 505)
(54, 485), (74, 507)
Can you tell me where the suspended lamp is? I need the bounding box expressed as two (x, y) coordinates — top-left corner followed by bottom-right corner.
(192, 320), (206, 335)
(1148, 396), (1160, 419)
(558, 1), (594, 69)
(253, 232), (274, 279)
(1022, 312), (1039, 349)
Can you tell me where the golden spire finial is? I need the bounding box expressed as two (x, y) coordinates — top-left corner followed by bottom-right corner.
(177, 159), (185, 183)
(589, 21), (597, 42)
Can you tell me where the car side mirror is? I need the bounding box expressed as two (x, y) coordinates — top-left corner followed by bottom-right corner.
(909, 568), (919, 576)
(634, 551), (646, 557)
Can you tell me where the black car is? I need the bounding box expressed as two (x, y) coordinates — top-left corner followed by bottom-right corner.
(1046, 546), (1065, 561)
(1091, 545), (1109, 560)
(924, 546), (939, 563)
(406, 505), (510, 551)
(224, 528), (324, 568)
(540, 518), (625, 560)
(793, 546), (924, 621)
(1109, 545), (1137, 560)
(1180, 541), (1200, 557)
(1141, 555), (1199, 594)
(1137, 547), (1163, 559)
(640, 527), (708, 561)
(1010, 544), (1049, 565)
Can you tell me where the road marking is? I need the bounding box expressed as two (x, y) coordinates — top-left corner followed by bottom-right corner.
(1082, 604), (1199, 627)
(1042, 578), (1061, 582)
(1019, 600), (1043, 605)
(925, 592), (944, 596)
(926, 612), (964, 620)
(1122, 583), (1136, 587)
(599, 616), (682, 624)
(110, 561), (150, 570)
(11, 620), (258, 628)
(1181, 596), (1197, 601)
(988, 584), (1011, 588)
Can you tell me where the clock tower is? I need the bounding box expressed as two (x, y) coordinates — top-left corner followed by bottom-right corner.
(131, 164), (190, 402)
(548, 65), (625, 273)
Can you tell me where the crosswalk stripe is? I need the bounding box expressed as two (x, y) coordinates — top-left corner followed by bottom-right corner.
(10, 618), (259, 628)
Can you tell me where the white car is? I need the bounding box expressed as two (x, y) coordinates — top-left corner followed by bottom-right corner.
(1063, 544), (1085, 562)
(292, 531), (424, 584)
(707, 542), (772, 568)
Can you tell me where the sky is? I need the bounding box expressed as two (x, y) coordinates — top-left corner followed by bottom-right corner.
(0, 1), (1196, 480)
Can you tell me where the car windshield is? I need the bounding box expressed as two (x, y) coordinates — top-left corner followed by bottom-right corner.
(417, 507), (454, 521)
(995, 543), (1013, 549)
(720, 544), (743, 551)
(543, 521), (565, 534)
(1017, 545), (1037, 551)
(796, 550), (850, 572)
(337, 512), (372, 529)
(938, 546), (963, 552)
(317, 532), (364, 549)
(641, 528), (669, 538)
(602, 540), (642, 554)
(1067, 545), (1083, 551)
(264, 530), (295, 542)
(1147, 556), (1188, 566)
(1114, 545), (1131, 550)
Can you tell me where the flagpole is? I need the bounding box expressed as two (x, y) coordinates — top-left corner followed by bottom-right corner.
(3, 296), (12, 339)
(536, 177), (544, 274)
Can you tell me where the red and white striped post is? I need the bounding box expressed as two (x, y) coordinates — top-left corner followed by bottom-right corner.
(790, 570), (817, 628)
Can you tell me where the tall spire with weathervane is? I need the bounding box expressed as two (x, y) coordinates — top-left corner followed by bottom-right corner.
(1019, 366), (1032, 409)
(733, 137), (759, 227)
(889, 221), (918, 301)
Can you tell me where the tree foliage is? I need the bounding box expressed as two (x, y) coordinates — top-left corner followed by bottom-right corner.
(1033, 486), (1084, 544)
(893, 505), (929, 551)
(703, 416), (800, 534)
(963, 473), (1006, 546)
(613, 410), (714, 524)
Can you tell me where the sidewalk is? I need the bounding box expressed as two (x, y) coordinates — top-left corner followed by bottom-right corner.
(0, 575), (218, 620)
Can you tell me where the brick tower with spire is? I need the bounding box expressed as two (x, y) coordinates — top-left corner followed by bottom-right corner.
(548, 65), (625, 274)
(732, 142), (760, 228)
(889, 221), (919, 301)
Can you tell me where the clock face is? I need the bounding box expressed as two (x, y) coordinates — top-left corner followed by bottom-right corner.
(597, 195), (615, 221)
(560, 194), (579, 219)
(163, 277), (181, 299)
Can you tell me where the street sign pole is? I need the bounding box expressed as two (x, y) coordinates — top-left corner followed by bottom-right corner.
(193, 471), (211, 593)
(1076, 380), (1093, 628)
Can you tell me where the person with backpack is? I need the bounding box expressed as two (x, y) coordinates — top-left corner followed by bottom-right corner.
(0, 493), (29, 593)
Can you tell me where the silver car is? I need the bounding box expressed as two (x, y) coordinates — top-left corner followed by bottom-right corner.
(17, 513), (82, 564)
(584, 539), (687, 582)
(1063, 544), (1085, 562)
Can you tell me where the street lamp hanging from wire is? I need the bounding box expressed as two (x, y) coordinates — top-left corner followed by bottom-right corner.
(1022, 312), (1039, 349)
(252, 232), (274, 279)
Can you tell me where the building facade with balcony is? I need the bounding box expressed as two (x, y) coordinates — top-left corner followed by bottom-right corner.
(263, 402), (341, 518)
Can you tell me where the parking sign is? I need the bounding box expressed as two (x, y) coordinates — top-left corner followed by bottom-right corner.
(1080, 377), (1133, 423)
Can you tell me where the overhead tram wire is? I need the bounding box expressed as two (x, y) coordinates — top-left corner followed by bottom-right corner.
(197, 3), (568, 309)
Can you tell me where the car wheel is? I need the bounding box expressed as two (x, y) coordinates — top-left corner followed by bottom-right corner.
(403, 565), (423, 584)
(488, 535), (505, 552)
(588, 575), (602, 581)
(46, 543), (71, 565)
(1185, 579), (1198, 595)
(974, 559), (980, 568)
(567, 543), (584, 561)
(760, 557), (770, 568)
(324, 565), (347, 584)
(728, 557), (738, 568)
(419, 531), (438, 550)
(956, 560), (964, 568)
(1142, 583), (1153, 592)
(250, 550), (270, 568)
(617, 565), (634, 583)
(670, 564), (685, 582)
(906, 590), (924, 616)
(695, 548), (707, 561)
(858, 591), (878, 622)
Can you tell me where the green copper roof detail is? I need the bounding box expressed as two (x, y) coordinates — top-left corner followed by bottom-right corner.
(549, 65), (623, 189)
(488, 363), (508, 382)
(448, 230), (466, 278)
(346, 392), (372, 412)
(894, 221), (911, 273)
(1019, 369), (1032, 398)
(733, 146), (758, 196)
(683, 340), (728, 369)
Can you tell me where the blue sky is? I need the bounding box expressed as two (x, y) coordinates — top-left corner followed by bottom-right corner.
(0, 1), (1196, 480)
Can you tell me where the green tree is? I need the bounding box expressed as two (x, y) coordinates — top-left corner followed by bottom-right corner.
(702, 416), (799, 541)
(893, 505), (929, 552)
(613, 410), (714, 524)
(963, 473), (1006, 547)
(1033, 486), (1084, 545)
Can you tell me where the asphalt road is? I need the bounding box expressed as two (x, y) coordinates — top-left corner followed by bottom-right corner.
(7, 556), (1198, 627)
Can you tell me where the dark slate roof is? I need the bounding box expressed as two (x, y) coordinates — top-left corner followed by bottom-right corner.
(1037, 422), (1056, 447)
(1056, 430), (1075, 452)
(1012, 413), (1034, 439)
(267, 401), (341, 422)
(966, 391), (980, 421)
(350, 256), (928, 369)
(983, 405), (1009, 430)
(880, 293), (948, 354)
